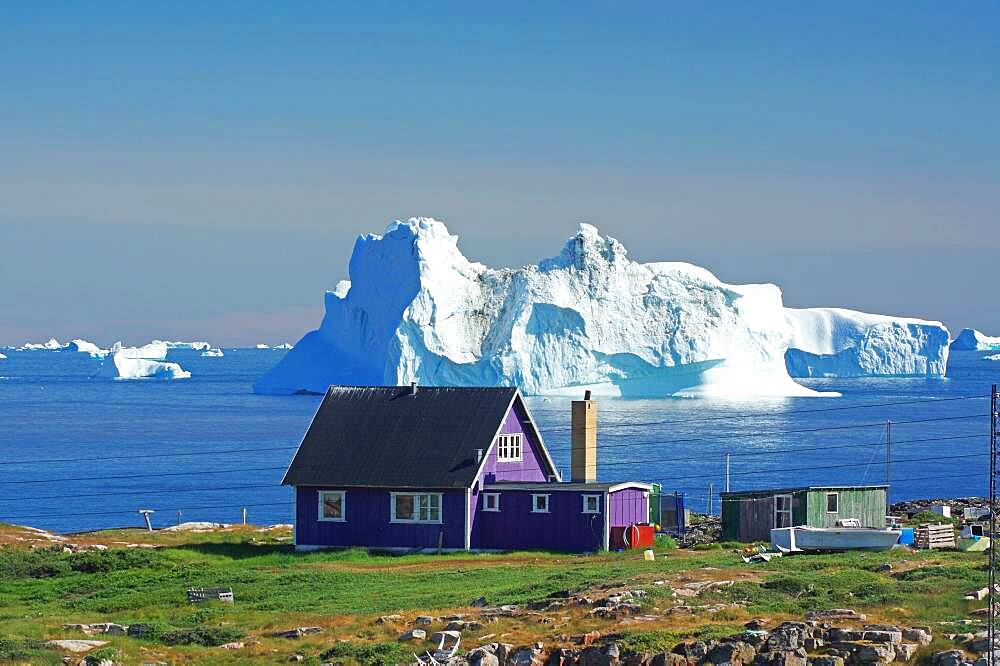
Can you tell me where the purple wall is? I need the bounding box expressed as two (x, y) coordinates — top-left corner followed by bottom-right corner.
(296, 486), (467, 550)
(472, 489), (607, 552)
(609, 487), (649, 527)
(469, 399), (552, 544)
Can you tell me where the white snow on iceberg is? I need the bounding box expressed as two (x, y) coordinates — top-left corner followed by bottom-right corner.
(65, 339), (110, 358)
(950, 328), (1000, 351)
(201, 348), (225, 357)
(153, 340), (213, 351)
(20, 338), (64, 350)
(784, 308), (950, 378)
(255, 217), (838, 398)
(96, 342), (191, 380)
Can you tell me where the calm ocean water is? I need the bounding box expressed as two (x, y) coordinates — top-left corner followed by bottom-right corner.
(1, 348), (997, 533)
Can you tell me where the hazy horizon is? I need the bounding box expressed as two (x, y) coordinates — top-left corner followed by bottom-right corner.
(2, 4), (997, 345)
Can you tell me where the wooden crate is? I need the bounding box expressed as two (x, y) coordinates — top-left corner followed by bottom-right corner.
(915, 523), (955, 549)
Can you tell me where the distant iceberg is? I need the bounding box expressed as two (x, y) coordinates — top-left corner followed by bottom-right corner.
(986, 353), (1000, 361)
(950, 328), (1000, 351)
(21, 338), (64, 351)
(96, 342), (191, 380)
(0, 352), (6, 360)
(65, 339), (110, 358)
(154, 340), (213, 351)
(784, 308), (950, 378)
(255, 344), (271, 349)
(274, 343), (293, 350)
(201, 348), (225, 357)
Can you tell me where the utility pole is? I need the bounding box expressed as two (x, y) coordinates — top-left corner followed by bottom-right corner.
(990, 384), (998, 666)
(708, 481), (714, 515)
(725, 453), (731, 493)
(885, 420), (892, 506)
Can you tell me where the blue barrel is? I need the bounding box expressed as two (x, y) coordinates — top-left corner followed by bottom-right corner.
(898, 527), (914, 546)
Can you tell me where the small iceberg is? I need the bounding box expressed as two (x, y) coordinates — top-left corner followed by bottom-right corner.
(274, 342), (293, 350)
(951, 328), (1000, 351)
(20, 338), (64, 351)
(0, 352), (6, 360)
(65, 339), (109, 358)
(255, 343), (271, 349)
(96, 342), (191, 380)
(986, 354), (1000, 361)
(201, 348), (225, 357)
(154, 340), (213, 351)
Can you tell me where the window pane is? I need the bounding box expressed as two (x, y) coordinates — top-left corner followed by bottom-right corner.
(827, 494), (838, 512)
(395, 495), (414, 520)
(323, 494), (342, 519)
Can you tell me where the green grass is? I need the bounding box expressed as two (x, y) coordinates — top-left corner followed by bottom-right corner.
(0, 526), (990, 664)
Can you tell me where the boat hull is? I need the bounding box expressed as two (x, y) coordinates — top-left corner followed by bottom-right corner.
(772, 526), (901, 552)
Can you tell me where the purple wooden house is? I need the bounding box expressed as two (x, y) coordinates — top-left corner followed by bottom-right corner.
(283, 385), (651, 553)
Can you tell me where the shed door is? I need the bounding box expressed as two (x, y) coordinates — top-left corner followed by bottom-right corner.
(738, 496), (775, 542)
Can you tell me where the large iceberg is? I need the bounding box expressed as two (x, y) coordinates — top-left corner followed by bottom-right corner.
(154, 340), (213, 351)
(97, 342), (191, 380)
(254, 218), (951, 397)
(950, 328), (1000, 351)
(783, 308), (949, 378)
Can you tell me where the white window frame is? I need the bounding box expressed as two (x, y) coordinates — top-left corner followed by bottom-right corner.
(390, 492), (443, 524)
(582, 494), (601, 514)
(482, 492), (500, 512)
(826, 492), (839, 514)
(531, 493), (550, 513)
(318, 490), (346, 522)
(774, 493), (793, 528)
(496, 433), (523, 462)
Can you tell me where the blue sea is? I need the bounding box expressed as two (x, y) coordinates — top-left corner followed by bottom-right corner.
(1, 348), (997, 533)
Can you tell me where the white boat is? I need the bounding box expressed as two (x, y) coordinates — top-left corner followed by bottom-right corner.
(771, 523), (901, 552)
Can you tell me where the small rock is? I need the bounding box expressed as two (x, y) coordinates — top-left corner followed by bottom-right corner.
(932, 650), (967, 666)
(289, 656), (304, 663)
(471, 596), (489, 608)
(45, 640), (109, 654)
(902, 628), (932, 646)
(876, 562), (893, 572)
(219, 642), (245, 649)
(415, 615), (436, 625)
(399, 629), (426, 642)
(270, 626), (323, 639)
(376, 614), (403, 625)
(896, 643), (919, 661)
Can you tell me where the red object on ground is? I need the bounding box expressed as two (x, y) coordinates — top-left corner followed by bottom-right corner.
(609, 524), (655, 549)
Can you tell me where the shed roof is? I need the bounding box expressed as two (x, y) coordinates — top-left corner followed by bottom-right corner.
(721, 485), (888, 498)
(282, 385), (555, 489)
(486, 481), (653, 493)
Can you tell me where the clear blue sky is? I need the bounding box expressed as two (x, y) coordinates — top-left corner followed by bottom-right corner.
(2, 3), (997, 345)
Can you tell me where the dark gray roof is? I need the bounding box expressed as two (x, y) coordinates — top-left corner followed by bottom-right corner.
(282, 385), (530, 489)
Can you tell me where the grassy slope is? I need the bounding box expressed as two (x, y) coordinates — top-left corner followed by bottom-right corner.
(0, 525), (988, 665)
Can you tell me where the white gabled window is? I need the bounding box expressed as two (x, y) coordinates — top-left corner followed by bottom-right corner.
(582, 494), (601, 514)
(482, 492), (500, 512)
(496, 433), (523, 462)
(318, 490), (346, 522)
(391, 492), (442, 524)
(531, 493), (550, 513)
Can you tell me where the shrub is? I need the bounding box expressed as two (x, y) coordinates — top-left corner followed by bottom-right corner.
(908, 511), (959, 526)
(159, 626), (244, 646)
(0, 547), (70, 579)
(321, 641), (412, 666)
(655, 534), (678, 550)
(0, 638), (52, 663)
(68, 548), (162, 574)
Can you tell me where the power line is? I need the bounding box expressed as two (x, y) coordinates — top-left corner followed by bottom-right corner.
(1, 483), (280, 503)
(0, 445), (299, 467)
(544, 413), (985, 455)
(2, 466), (288, 486)
(542, 394), (989, 433)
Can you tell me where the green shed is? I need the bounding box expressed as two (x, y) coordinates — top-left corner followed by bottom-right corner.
(721, 485), (887, 542)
